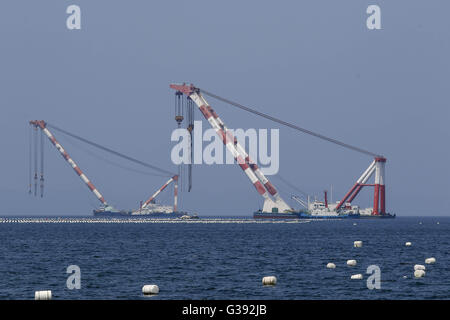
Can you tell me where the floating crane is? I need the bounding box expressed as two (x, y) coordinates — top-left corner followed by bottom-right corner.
(171, 84), (292, 214)
(29, 120), (183, 217)
(169, 83), (391, 218)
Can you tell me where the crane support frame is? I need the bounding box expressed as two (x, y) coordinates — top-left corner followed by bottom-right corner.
(336, 157), (386, 215)
(141, 175), (179, 212)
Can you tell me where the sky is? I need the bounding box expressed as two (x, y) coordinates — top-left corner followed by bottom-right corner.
(0, 0), (449, 216)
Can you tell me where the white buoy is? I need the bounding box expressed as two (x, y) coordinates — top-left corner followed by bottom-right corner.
(142, 285), (159, 295)
(425, 257), (436, 264)
(351, 274), (363, 280)
(437, 222), (439, 225)
(405, 242), (412, 246)
(262, 276), (277, 285)
(35, 290), (52, 300)
(414, 264), (426, 271)
(354, 241), (363, 248)
(346, 259), (357, 266)
(326, 263), (336, 269)
(414, 270), (425, 278)
(353, 223), (357, 226)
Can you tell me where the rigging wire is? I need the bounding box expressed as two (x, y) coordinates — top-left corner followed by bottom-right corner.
(28, 125), (32, 195)
(33, 125), (38, 196)
(198, 88), (382, 158)
(273, 174), (310, 198)
(40, 129), (44, 197)
(46, 123), (176, 177)
(59, 135), (169, 178)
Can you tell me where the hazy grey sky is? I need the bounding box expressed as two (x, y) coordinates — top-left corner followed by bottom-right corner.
(1, 1), (449, 216)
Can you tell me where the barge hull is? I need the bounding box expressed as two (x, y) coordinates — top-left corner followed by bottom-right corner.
(253, 212), (395, 219)
(93, 210), (184, 218)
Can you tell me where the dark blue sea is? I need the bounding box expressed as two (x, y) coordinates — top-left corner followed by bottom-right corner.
(0, 216), (448, 300)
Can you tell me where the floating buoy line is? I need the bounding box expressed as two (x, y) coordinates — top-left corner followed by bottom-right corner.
(0, 218), (317, 224)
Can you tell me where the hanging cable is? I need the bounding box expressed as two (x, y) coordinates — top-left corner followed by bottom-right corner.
(28, 125), (32, 195)
(273, 174), (310, 198)
(46, 123), (176, 177)
(40, 129), (44, 197)
(187, 97), (194, 192)
(59, 134), (169, 177)
(198, 88), (382, 158)
(33, 125), (38, 196)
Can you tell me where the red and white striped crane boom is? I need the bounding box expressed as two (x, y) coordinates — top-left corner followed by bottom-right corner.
(141, 175), (179, 212)
(170, 83), (292, 213)
(29, 120), (108, 206)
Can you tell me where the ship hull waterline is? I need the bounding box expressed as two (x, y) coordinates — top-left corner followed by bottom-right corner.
(93, 210), (185, 218)
(253, 212), (396, 219)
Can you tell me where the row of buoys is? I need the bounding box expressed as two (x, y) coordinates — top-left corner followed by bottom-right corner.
(328, 239), (439, 281)
(36, 276), (280, 299)
(35, 286), (161, 299)
(33, 256), (438, 298)
(418, 222), (440, 225)
(0, 218), (310, 224)
(328, 259), (361, 280)
(414, 257), (436, 278)
(326, 260), (358, 268)
(348, 241), (362, 278)
(346, 241), (361, 276)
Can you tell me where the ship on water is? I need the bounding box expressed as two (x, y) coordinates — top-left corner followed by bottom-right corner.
(29, 83), (396, 221)
(92, 175), (189, 218)
(171, 83), (395, 221)
(254, 189), (395, 220)
(253, 199), (395, 220)
(29, 120), (191, 219)
(93, 204), (186, 218)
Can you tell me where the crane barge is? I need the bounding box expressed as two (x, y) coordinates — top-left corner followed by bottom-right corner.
(169, 83), (394, 219)
(29, 120), (186, 218)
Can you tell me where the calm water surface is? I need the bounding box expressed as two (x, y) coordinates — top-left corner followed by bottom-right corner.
(0, 216), (448, 299)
